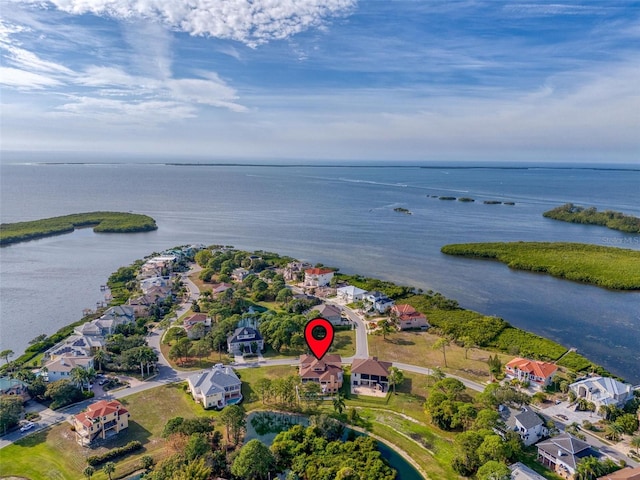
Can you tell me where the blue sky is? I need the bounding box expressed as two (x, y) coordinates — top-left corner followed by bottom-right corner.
(1, 0), (639, 163)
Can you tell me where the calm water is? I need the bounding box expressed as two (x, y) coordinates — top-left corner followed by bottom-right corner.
(1, 163), (639, 382)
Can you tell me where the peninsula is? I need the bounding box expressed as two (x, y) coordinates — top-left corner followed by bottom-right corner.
(543, 203), (640, 234)
(0, 212), (158, 245)
(441, 241), (640, 290)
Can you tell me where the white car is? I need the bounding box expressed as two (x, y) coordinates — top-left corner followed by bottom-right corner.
(20, 421), (35, 432)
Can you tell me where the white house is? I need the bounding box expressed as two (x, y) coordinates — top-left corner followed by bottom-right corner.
(363, 291), (394, 313)
(187, 364), (242, 409)
(304, 268), (334, 287)
(45, 356), (94, 383)
(569, 376), (634, 411)
(351, 357), (392, 394)
(536, 433), (599, 478)
(514, 408), (548, 446)
(336, 285), (367, 303)
(232, 268), (250, 282)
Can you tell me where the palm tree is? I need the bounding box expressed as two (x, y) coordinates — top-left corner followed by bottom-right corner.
(70, 366), (89, 392)
(93, 349), (108, 372)
(388, 366), (404, 394)
(102, 462), (116, 480)
(604, 423), (623, 442)
(630, 435), (640, 454)
(332, 392), (346, 415)
(377, 319), (396, 340)
(83, 466), (95, 479)
(432, 337), (450, 367)
(460, 336), (475, 359)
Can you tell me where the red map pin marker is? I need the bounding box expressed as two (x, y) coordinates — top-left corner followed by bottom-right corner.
(304, 317), (335, 360)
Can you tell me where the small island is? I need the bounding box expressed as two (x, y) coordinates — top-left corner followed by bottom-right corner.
(393, 207), (412, 214)
(458, 197), (475, 202)
(439, 196), (456, 200)
(543, 203), (640, 233)
(0, 212), (158, 245)
(441, 241), (640, 290)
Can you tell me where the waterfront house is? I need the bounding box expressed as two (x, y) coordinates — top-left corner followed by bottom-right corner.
(536, 433), (600, 478)
(336, 285), (367, 303)
(227, 326), (264, 355)
(363, 291), (395, 313)
(304, 268), (334, 287)
(514, 408), (548, 446)
(73, 399), (129, 446)
(310, 304), (346, 326)
(0, 377), (30, 402)
(390, 304), (429, 330)
(299, 354), (343, 394)
(186, 364), (242, 409)
(351, 357), (392, 394)
(184, 313), (212, 339)
(569, 376), (634, 412)
(140, 276), (171, 293)
(505, 357), (558, 388)
(44, 355), (94, 383)
(283, 261), (312, 282)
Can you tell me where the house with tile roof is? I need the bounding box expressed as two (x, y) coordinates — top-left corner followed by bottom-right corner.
(505, 357), (558, 388)
(186, 364), (242, 409)
(227, 326), (264, 355)
(184, 313), (212, 339)
(73, 399), (129, 446)
(514, 408), (548, 446)
(299, 354), (343, 394)
(536, 433), (600, 478)
(569, 376), (634, 412)
(351, 357), (392, 394)
(390, 304), (429, 330)
(310, 304), (346, 326)
(304, 268), (334, 287)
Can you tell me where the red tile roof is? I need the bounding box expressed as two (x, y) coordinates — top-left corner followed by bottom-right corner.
(305, 268), (334, 275)
(506, 357), (558, 379)
(74, 400), (127, 428)
(392, 304), (426, 322)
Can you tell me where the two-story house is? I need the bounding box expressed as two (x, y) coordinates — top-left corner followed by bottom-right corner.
(299, 354), (343, 394)
(514, 408), (548, 446)
(505, 357), (558, 388)
(73, 399), (129, 446)
(227, 326), (264, 355)
(390, 304), (429, 330)
(336, 285), (367, 303)
(304, 268), (334, 287)
(569, 376), (634, 412)
(363, 291), (395, 313)
(310, 304), (346, 326)
(187, 364), (242, 409)
(351, 357), (392, 395)
(537, 433), (600, 478)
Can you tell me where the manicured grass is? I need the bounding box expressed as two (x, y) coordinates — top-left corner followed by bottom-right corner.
(368, 331), (511, 382)
(441, 242), (640, 290)
(0, 383), (203, 480)
(330, 329), (356, 357)
(0, 211), (157, 245)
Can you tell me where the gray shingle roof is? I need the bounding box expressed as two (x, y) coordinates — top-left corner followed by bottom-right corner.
(515, 409), (544, 429)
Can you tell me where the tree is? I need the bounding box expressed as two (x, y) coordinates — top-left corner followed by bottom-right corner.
(460, 336), (476, 359)
(575, 456), (606, 480)
(434, 377), (465, 400)
(83, 466), (95, 480)
(0, 396), (23, 434)
(301, 381), (322, 407)
(487, 354), (503, 381)
(615, 413), (639, 435)
(333, 392), (346, 415)
(219, 404), (246, 445)
(477, 434), (511, 464)
(276, 287), (293, 305)
(477, 461), (511, 480)
(630, 435), (640, 454)
(604, 422), (623, 442)
(388, 366), (404, 394)
(45, 379), (83, 409)
(255, 378), (272, 405)
(70, 366), (89, 391)
(169, 337), (191, 365)
(376, 319), (396, 340)
(102, 462), (116, 480)
(432, 338), (450, 367)
(231, 439), (275, 480)
(0, 349), (14, 364)
(93, 349), (108, 371)
(141, 455), (154, 472)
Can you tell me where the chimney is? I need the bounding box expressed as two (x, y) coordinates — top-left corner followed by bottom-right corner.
(557, 450), (563, 457)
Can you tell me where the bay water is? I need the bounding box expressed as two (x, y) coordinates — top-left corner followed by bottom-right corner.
(1, 163), (638, 383)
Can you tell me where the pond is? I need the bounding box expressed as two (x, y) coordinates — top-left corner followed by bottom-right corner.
(245, 411), (423, 480)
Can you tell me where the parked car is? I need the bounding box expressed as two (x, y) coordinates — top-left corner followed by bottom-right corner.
(20, 421), (35, 432)
(98, 379), (107, 385)
(557, 414), (568, 421)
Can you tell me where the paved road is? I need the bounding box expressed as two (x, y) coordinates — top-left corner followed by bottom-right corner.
(4, 264), (636, 467)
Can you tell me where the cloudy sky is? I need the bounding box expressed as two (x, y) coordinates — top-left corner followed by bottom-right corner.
(1, 0), (639, 163)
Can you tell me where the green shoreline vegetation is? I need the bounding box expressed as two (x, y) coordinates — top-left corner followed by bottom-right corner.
(544, 203), (640, 234)
(441, 241), (640, 290)
(0, 211), (158, 245)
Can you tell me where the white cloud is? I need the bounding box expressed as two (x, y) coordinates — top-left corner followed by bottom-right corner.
(0, 66), (62, 88)
(30, 0), (356, 47)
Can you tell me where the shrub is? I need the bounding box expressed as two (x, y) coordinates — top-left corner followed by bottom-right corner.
(86, 441), (143, 466)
